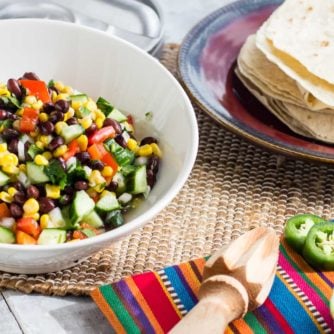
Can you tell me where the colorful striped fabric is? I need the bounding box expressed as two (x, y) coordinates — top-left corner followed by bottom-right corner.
(91, 239), (334, 333)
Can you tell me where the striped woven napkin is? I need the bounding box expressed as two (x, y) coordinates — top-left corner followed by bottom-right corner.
(91, 239), (334, 333)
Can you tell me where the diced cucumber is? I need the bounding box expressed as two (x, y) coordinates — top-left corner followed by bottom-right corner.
(0, 226), (15, 244)
(26, 162), (50, 184)
(96, 96), (113, 116)
(105, 210), (124, 228)
(66, 157), (78, 173)
(127, 165), (147, 194)
(37, 229), (66, 245)
(82, 210), (104, 228)
(70, 94), (88, 103)
(112, 172), (126, 195)
(121, 121), (134, 133)
(118, 192), (132, 205)
(60, 124), (84, 143)
(27, 144), (43, 159)
(104, 138), (135, 166)
(96, 192), (120, 213)
(107, 108), (127, 122)
(121, 165), (136, 176)
(82, 229), (96, 238)
(69, 190), (95, 225)
(48, 207), (67, 229)
(76, 106), (91, 118)
(0, 170), (9, 186)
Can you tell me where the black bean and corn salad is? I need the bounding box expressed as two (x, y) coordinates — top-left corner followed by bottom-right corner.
(0, 72), (161, 245)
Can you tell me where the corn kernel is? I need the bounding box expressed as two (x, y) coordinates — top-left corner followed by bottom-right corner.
(63, 108), (75, 121)
(0, 143), (7, 152)
(151, 143), (162, 158)
(54, 81), (64, 92)
(63, 85), (73, 94)
(40, 214), (50, 229)
(55, 121), (68, 134)
(2, 165), (19, 174)
(24, 95), (37, 105)
(127, 138), (139, 152)
(34, 154), (49, 166)
(87, 188), (98, 199)
(80, 117), (93, 130)
(7, 187), (17, 197)
(32, 100), (43, 110)
(39, 135), (51, 145)
(23, 212), (40, 221)
(45, 184), (61, 199)
(89, 170), (106, 188)
(19, 164), (26, 172)
(137, 144), (153, 157)
(30, 131), (38, 138)
(39, 112), (49, 122)
(77, 134), (88, 151)
(1, 153), (18, 166)
(95, 117), (104, 129)
(16, 108), (24, 117)
(0, 192), (12, 203)
(35, 141), (44, 149)
(51, 91), (58, 103)
(85, 100), (97, 112)
(94, 109), (105, 120)
(90, 111), (97, 121)
(0, 88), (10, 97)
(71, 100), (83, 111)
(100, 190), (111, 198)
(42, 151), (53, 160)
(23, 198), (39, 214)
(53, 144), (68, 158)
(102, 166), (113, 178)
(56, 93), (69, 102)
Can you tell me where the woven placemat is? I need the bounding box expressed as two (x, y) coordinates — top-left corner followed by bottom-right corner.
(1, 44), (334, 296)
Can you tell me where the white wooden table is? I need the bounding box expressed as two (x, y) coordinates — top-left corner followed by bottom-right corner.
(1, 1), (226, 332)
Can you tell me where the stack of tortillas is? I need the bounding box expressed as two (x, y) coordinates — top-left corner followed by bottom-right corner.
(236, 0), (334, 143)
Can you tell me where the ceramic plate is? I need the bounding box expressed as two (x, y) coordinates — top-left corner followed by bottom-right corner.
(179, 0), (334, 163)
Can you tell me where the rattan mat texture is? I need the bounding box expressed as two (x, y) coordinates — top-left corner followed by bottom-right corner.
(1, 44), (334, 296)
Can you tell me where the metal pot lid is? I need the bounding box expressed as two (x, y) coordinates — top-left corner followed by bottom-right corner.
(0, 0), (164, 54)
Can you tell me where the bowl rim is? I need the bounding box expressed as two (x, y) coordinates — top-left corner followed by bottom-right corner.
(0, 18), (198, 251)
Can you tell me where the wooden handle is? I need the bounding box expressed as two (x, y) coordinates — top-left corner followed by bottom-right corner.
(169, 275), (248, 334)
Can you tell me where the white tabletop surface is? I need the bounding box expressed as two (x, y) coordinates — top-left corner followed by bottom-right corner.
(1, 1), (228, 333)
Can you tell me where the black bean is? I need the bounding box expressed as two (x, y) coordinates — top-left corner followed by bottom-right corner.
(66, 117), (78, 125)
(22, 72), (40, 80)
(76, 152), (91, 164)
(10, 203), (23, 218)
(7, 112), (18, 120)
(74, 181), (88, 191)
(0, 110), (7, 120)
(140, 136), (158, 145)
(85, 123), (97, 136)
(43, 102), (55, 113)
(55, 99), (70, 113)
(89, 160), (104, 171)
(107, 181), (118, 192)
(13, 192), (26, 205)
(147, 156), (160, 174)
(7, 79), (23, 99)
(146, 169), (156, 188)
(27, 185), (40, 199)
(115, 134), (127, 148)
(39, 121), (54, 135)
(48, 136), (64, 151)
(12, 182), (25, 192)
(48, 111), (64, 123)
(59, 194), (72, 206)
(48, 86), (59, 96)
(66, 231), (73, 241)
(63, 186), (74, 196)
(8, 138), (18, 154)
(103, 118), (122, 134)
(24, 142), (32, 161)
(2, 128), (19, 140)
(39, 197), (56, 214)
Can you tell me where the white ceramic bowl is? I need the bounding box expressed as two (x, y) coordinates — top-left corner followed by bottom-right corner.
(0, 19), (198, 274)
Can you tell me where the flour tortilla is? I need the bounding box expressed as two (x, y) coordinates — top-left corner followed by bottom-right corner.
(235, 67), (334, 143)
(238, 35), (330, 112)
(256, 0), (334, 107)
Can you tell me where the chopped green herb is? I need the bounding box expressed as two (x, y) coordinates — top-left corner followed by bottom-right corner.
(44, 159), (67, 189)
(96, 97), (113, 116)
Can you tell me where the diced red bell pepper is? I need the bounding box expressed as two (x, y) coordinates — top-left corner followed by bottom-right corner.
(88, 126), (116, 145)
(0, 203), (10, 219)
(16, 230), (37, 245)
(16, 217), (41, 239)
(20, 107), (39, 133)
(73, 230), (87, 240)
(62, 139), (80, 161)
(127, 115), (134, 125)
(87, 143), (118, 176)
(20, 79), (51, 103)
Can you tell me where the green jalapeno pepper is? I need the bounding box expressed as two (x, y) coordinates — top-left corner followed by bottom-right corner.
(302, 222), (334, 270)
(284, 214), (326, 252)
